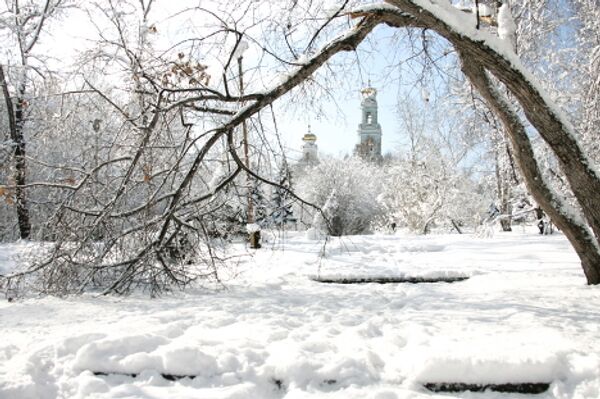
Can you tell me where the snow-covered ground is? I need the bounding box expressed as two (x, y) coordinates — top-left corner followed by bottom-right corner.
(1, 229), (599, 399)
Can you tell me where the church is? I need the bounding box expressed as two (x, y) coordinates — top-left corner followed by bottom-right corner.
(299, 85), (383, 165)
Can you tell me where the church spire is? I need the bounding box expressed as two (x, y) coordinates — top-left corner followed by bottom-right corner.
(300, 124), (318, 166)
(355, 84), (382, 161)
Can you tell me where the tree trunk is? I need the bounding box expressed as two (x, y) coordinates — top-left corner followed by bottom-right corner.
(497, 163), (512, 232)
(249, 231), (261, 249)
(499, 218), (512, 232)
(0, 66), (31, 239)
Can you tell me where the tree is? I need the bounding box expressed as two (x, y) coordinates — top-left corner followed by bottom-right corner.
(572, 0), (600, 163)
(0, 0), (67, 239)
(379, 94), (489, 234)
(250, 180), (269, 228)
(269, 166), (296, 228)
(452, 79), (521, 232)
(380, 156), (485, 235)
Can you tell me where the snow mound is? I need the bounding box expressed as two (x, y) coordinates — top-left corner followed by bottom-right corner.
(74, 334), (219, 377)
(405, 328), (573, 387)
(416, 355), (562, 385)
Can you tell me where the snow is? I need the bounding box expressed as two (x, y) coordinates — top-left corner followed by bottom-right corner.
(0, 242), (39, 277)
(2, 230), (600, 398)
(420, 87), (430, 102)
(231, 40), (249, 60)
(208, 164), (226, 193)
(477, 4), (493, 18)
(323, 0), (344, 17)
(246, 223), (261, 233)
(497, 3), (517, 50)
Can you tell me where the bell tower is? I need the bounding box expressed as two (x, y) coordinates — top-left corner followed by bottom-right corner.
(355, 85), (382, 161)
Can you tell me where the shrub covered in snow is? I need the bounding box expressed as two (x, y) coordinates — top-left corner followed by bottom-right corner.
(295, 157), (384, 236)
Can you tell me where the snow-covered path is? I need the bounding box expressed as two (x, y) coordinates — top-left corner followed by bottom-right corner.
(1, 231), (599, 398)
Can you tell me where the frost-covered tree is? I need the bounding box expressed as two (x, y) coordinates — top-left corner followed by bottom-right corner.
(269, 166), (296, 228)
(297, 157), (383, 236)
(378, 93), (489, 233)
(450, 81), (521, 232)
(571, 0), (600, 163)
(379, 156), (485, 234)
(250, 180), (269, 228)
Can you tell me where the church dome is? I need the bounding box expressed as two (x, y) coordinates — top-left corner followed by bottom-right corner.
(360, 85), (377, 101)
(302, 133), (317, 142)
(361, 86), (377, 98)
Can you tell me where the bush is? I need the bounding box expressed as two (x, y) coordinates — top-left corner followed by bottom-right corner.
(295, 157), (384, 235)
